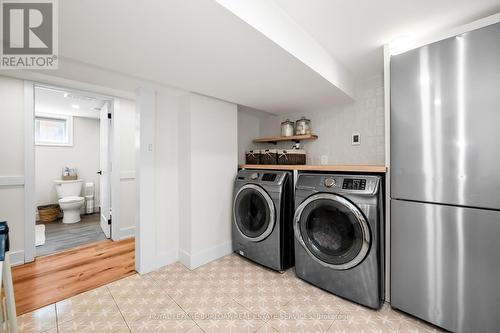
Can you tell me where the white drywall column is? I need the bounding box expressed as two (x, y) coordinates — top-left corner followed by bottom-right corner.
(135, 87), (156, 274)
(178, 93), (238, 269)
(154, 90), (181, 267)
(178, 95), (192, 266)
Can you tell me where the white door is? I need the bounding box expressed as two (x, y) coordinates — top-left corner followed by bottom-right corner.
(99, 101), (111, 238)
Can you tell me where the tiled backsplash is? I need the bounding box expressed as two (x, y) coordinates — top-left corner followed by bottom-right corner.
(250, 75), (385, 165)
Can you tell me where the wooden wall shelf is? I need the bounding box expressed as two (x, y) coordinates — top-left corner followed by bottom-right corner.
(253, 134), (318, 144)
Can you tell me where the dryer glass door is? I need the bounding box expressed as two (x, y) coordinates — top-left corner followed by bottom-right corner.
(234, 184), (276, 242)
(294, 193), (370, 270)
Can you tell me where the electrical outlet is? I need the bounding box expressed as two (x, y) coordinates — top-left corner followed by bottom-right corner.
(352, 133), (360, 145)
(320, 155), (328, 165)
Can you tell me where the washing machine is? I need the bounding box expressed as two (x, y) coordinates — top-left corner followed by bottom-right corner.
(232, 169), (294, 271)
(294, 173), (384, 309)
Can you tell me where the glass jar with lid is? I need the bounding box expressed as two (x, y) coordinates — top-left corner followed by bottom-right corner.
(295, 116), (311, 135)
(281, 119), (295, 137)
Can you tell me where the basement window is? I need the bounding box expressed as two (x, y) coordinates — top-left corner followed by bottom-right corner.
(35, 114), (73, 146)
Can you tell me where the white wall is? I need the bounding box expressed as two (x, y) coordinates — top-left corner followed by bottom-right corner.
(254, 75), (385, 165)
(35, 117), (100, 210)
(178, 93), (238, 269)
(237, 106), (266, 164)
(135, 74), (383, 275)
(0, 76), (25, 265)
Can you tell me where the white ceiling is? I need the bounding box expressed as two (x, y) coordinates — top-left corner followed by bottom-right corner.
(35, 86), (106, 119)
(273, 0), (500, 79)
(52, 0), (500, 114)
(58, 0), (351, 114)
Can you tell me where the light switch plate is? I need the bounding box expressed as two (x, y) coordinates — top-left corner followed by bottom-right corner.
(352, 133), (360, 145)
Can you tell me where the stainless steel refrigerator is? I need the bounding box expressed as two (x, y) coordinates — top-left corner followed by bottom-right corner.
(390, 22), (500, 332)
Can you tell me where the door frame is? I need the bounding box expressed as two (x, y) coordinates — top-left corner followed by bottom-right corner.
(99, 100), (113, 239)
(24, 81), (121, 262)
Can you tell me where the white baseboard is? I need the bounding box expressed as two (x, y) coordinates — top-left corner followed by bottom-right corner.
(179, 241), (233, 270)
(156, 249), (179, 268)
(119, 226), (136, 239)
(136, 248), (178, 275)
(178, 248), (191, 268)
(9, 250), (26, 266)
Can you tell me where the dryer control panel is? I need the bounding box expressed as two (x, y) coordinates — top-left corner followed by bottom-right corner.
(296, 174), (380, 196)
(236, 170), (287, 185)
(262, 173), (277, 182)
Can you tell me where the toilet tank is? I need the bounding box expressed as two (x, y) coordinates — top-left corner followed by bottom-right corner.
(54, 179), (84, 198)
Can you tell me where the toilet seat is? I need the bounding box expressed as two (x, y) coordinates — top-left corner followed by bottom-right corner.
(59, 196), (84, 204)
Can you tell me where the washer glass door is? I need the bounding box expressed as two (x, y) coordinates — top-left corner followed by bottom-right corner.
(234, 184), (275, 242)
(294, 193), (370, 270)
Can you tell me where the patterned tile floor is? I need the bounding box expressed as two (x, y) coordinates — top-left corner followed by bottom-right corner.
(17, 253), (444, 333)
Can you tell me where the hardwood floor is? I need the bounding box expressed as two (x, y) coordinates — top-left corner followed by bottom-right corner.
(36, 213), (106, 256)
(12, 238), (135, 315)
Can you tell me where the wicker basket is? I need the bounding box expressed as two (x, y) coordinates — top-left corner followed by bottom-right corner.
(38, 204), (60, 223)
(260, 149), (278, 165)
(245, 150), (261, 164)
(278, 149), (306, 165)
(62, 175), (78, 181)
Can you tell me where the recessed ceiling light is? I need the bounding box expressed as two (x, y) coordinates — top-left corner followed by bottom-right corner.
(63, 93), (69, 98)
(71, 104), (80, 109)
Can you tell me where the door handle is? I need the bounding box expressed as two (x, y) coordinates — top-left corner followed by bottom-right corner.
(97, 171), (102, 175)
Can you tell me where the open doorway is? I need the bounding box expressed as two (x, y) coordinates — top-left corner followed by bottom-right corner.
(14, 81), (137, 314)
(33, 85), (113, 256)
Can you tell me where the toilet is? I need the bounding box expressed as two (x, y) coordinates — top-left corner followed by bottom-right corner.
(54, 179), (85, 224)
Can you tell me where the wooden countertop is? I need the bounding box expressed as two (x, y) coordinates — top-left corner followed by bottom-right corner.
(239, 164), (386, 173)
